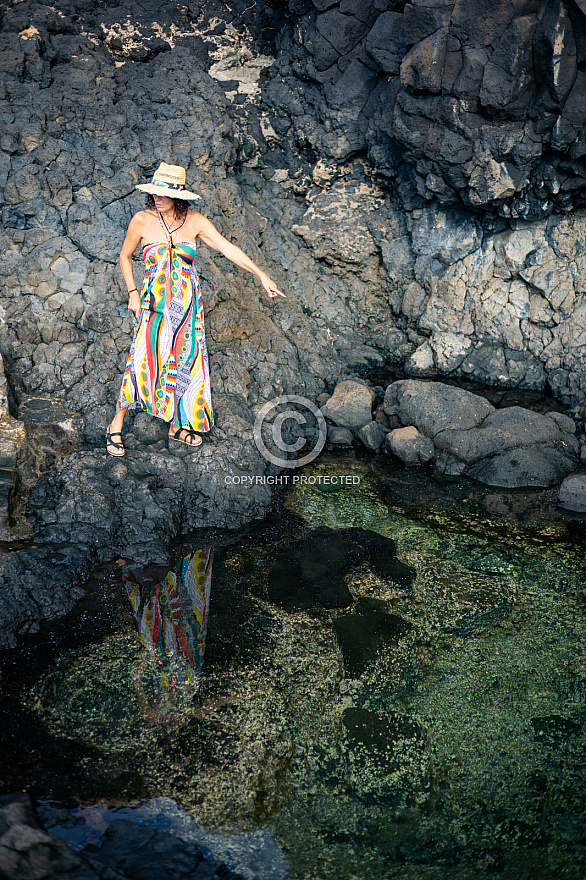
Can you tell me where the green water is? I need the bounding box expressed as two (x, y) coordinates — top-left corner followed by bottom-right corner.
(1, 455), (585, 879)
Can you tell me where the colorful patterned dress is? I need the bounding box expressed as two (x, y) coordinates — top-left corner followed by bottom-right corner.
(126, 548), (214, 712)
(117, 241), (214, 432)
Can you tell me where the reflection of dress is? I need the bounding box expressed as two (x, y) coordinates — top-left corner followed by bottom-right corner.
(126, 548), (213, 712)
(117, 241), (214, 432)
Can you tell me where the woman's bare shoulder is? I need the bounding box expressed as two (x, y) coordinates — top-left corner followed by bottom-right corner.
(186, 210), (214, 231)
(131, 209), (156, 226)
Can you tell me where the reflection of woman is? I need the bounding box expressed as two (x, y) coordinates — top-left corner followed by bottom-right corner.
(106, 162), (285, 456)
(126, 548), (213, 713)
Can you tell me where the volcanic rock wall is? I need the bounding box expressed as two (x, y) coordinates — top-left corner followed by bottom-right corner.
(2, 0), (586, 427)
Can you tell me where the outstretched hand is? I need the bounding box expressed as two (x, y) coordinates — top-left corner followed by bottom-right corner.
(260, 274), (286, 299)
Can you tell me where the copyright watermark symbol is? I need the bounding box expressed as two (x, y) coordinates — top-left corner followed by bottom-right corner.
(253, 394), (327, 469)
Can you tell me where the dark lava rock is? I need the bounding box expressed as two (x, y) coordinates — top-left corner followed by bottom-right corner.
(468, 446), (576, 488)
(558, 473), (586, 511)
(531, 714), (582, 744)
(25, 441), (274, 561)
(357, 420), (386, 451)
(340, 526), (416, 590)
(268, 526), (360, 610)
(0, 544), (93, 649)
(333, 611), (414, 677)
(0, 794), (243, 880)
(83, 818), (242, 880)
(277, 0), (586, 217)
(435, 406), (579, 464)
(0, 792), (101, 879)
(383, 380), (495, 438)
(341, 707), (429, 806)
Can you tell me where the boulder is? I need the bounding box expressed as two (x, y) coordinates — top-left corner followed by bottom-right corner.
(383, 380), (494, 438)
(386, 425), (435, 465)
(469, 447), (576, 489)
(321, 380), (375, 431)
(558, 474), (586, 512)
(435, 406), (579, 464)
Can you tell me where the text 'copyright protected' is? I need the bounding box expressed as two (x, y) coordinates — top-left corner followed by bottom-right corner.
(224, 474), (361, 486)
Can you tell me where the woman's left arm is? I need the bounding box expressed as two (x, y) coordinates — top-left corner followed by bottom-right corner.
(195, 214), (286, 299)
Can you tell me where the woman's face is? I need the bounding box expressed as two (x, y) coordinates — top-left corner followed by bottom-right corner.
(153, 194), (174, 212)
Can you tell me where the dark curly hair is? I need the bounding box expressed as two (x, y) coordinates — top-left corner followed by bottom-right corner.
(146, 194), (190, 219)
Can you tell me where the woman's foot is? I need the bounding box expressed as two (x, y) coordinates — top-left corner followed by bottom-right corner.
(169, 426), (203, 447)
(106, 426), (125, 457)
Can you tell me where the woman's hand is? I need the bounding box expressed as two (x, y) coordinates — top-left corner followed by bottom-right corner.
(194, 214), (286, 298)
(128, 289), (141, 320)
(259, 273), (286, 299)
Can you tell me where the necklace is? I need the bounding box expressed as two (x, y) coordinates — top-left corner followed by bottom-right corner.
(155, 207), (188, 308)
(156, 207), (187, 245)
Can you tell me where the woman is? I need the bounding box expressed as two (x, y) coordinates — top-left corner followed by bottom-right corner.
(106, 162), (284, 456)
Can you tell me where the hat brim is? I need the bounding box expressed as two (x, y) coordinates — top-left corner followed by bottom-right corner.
(135, 183), (202, 200)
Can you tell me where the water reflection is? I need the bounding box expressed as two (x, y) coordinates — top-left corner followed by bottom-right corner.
(124, 548), (213, 715)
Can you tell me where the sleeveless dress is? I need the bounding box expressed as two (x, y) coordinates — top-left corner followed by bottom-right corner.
(117, 240), (214, 433)
(125, 547), (214, 712)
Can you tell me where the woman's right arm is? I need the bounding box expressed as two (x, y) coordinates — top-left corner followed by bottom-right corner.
(119, 214), (144, 319)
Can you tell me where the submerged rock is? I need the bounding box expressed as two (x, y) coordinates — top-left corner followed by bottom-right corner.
(341, 708), (429, 806)
(267, 525), (415, 612)
(531, 714), (582, 744)
(341, 527), (416, 590)
(333, 610), (419, 705)
(267, 525), (360, 610)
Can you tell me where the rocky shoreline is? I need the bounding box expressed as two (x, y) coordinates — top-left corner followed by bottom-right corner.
(0, 793), (244, 880)
(2, 350), (586, 651)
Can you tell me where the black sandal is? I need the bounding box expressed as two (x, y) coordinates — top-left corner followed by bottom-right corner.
(106, 429), (125, 457)
(170, 427), (203, 447)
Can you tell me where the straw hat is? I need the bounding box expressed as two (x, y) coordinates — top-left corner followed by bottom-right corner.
(135, 162), (201, 200)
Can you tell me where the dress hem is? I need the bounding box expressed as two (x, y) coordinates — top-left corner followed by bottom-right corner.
(116, 400), (214, 433)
